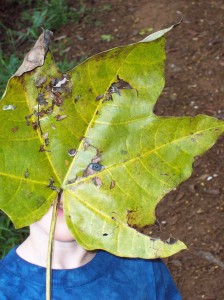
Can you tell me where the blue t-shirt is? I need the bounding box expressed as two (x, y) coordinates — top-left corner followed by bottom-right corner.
(0, 247), (182, 299)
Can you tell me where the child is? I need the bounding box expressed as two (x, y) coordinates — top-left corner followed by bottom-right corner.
(0, 197), (182, 299)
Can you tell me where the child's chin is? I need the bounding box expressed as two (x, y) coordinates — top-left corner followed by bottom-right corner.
(54, 224), (75, 242)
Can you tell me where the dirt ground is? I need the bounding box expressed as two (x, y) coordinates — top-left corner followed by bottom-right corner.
(1, 0), (224, 299)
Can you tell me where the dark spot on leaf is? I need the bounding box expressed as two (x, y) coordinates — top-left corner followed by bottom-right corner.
(39, 145), (45, 152)
(66, 177), (77, 184)
(35, 76), (47, 87)
(52, 92), (63, 107)
(51, 78), (60, 87)
(47, 178), (60, 192)
(55, 114), (67, 121)
(96, 110), (100, 115)
(92, 177), (103, 187)
(79, 136), (85, 141)
(46, 105), (54, 115)
(39, 144), (50, 152)
(104, 93), (113, 102)
(126, 209), (138, 227)
(45, 138), (49, 146)
(103, 233), (108, 236)
(165, 236), (177, 245)
(36, 93), (48, 106)
(74, 95), (81, 103)
(111, 216), (116, 221)
(24, 169), (29, 178)
(38, 109), (46, 117)
(25, 114), (33, 126)
(43, 30), (53, 48)
(32, 121), (38, 130)
(83, 140), (89, 150)
(43, 132), (49, 146)
(68, 149), (77, 157)
(96, 94), (104, 101)
(120, 150), (127, 155)
(110, 180), (115, 189)
(11, 126), (19, 132)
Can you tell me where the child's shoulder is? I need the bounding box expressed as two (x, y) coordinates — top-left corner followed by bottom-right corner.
(99, 251), (182, 299)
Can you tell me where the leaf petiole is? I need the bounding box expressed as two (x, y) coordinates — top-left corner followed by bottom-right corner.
(46, 189), (62, 300)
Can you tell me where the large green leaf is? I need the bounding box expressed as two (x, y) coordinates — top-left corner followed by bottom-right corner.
(0, 29), (223, 258)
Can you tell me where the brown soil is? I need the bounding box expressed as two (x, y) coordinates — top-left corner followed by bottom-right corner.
(2, 0), (224, 299)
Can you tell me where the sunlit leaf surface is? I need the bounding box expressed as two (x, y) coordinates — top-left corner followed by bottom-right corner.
(0, 29), (223, 258)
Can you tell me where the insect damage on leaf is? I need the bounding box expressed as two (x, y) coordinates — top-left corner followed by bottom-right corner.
(92, 177), (103, 187)
(32, 121), (38, 130)
(52, 92), (63, 107)
(68, 149), (77, 157)
(35, 76), (47, 87)
(21, 68), (72, 160)
(74, 94), (81, 103)
(24, 169), (29, 179)
(55, 114), (67, 121)
(52, 76), (69, 88)
(43, 132), (49, 146)
(39, 144), (50, 152)
(126, 209), (138, 227)
(96, 75), (134, 102)
(47, 178), (60, 192)
(3, 104), (16, 110)
(110, 180), (116, 189)
(36, 93), (48, 106)
(66, 176), (78, 185)
(25, 114), (33, 126)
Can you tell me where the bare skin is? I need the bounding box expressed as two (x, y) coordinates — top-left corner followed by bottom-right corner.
(16, 200), (96, 269)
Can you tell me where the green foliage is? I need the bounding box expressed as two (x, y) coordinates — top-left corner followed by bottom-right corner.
(0, 28), (224, 259)
(0, 50), (21, 97)
(0, 212), (28, 258)
(101, 34), (114, 42)
(20, 0), (84, 40)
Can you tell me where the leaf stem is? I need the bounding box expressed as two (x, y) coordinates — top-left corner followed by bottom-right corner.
(46, 190), (62, 300)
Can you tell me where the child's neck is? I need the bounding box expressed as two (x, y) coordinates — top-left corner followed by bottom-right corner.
(16, 226), (96, 269)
